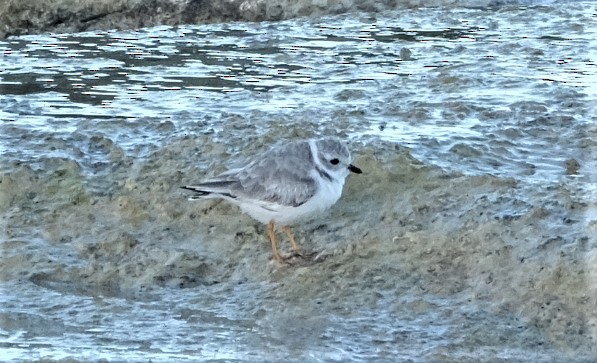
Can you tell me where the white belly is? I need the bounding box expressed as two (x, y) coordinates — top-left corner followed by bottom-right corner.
(238, 177), (345, 226)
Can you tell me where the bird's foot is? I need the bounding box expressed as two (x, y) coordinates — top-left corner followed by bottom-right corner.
(273, 250), (326, 265)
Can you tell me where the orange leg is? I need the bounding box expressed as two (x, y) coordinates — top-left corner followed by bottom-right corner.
(282, 226), (301, 256)
(268, 221), (284, 262)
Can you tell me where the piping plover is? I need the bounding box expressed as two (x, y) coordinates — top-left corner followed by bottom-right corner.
(182, 138), (362, 262)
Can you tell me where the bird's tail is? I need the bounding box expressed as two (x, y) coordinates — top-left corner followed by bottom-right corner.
(181, 181), (237, 200)
(180, 185), (211, 200)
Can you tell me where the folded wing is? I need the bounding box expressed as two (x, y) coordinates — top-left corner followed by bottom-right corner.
(183, 141), (317, 207)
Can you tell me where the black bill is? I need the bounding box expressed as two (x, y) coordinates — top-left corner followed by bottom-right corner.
(348, 164), (362, 174)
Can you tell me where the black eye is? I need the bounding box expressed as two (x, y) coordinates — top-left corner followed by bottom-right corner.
(330, 158), (340, 165)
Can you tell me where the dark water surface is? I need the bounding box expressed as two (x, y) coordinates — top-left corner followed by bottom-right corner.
(1, 3), (595, 182)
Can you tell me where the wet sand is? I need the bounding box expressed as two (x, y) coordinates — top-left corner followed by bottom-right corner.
(1, 133), (595, 360)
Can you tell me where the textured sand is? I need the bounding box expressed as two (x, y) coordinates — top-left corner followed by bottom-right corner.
(1, 134), (595, 360)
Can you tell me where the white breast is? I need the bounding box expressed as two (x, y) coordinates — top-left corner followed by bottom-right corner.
(236, 139), (349, 226)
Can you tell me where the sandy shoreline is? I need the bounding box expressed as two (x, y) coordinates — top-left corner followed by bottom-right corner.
(1, 0), (534, 39)
(1, 134), (595, 360)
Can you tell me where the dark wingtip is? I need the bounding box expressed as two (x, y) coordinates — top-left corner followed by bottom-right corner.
(181, 185), (237, 199)
(348, 164), (362, 174)
(181, 186), (211, 196)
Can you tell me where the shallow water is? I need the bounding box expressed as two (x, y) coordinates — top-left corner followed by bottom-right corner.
(1, 2), (595, 181)
(1, 1), (596, 362)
